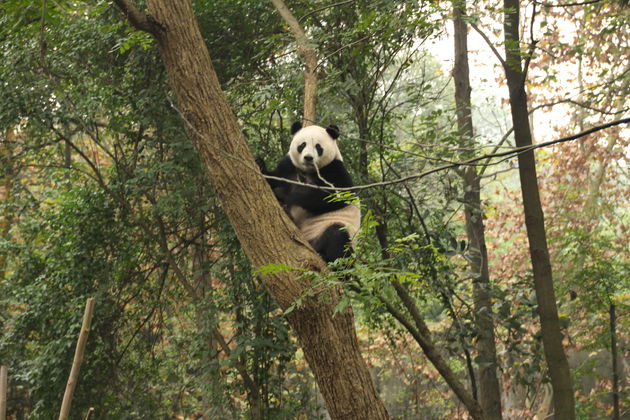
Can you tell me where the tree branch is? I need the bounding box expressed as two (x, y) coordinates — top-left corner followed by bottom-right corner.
(299, 0), (355, 22)
(262, 117), (630, 192)
(468, 20), (507, 70)
(169, 95), (629, 193)
(112, 0), (158, 35)
(340, 117), (630, 191)
(381, 283), (483, 420)
(522, 2), (539, 82)
(535, 0), (602, 7)
(271, 0), (318, 125)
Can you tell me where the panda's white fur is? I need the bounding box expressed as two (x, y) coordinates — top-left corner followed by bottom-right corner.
(287, 124), (360, 251)
(289, 204), (361, 246)
(289, 125), (343, 170)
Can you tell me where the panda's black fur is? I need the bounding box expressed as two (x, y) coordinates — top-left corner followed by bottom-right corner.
(257, 122), (360, 263)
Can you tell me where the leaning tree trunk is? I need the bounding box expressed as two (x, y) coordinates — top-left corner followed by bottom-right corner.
(112, 0), (390, 419)
(503, 1), (576, 418)
(452, 1), (503, 418)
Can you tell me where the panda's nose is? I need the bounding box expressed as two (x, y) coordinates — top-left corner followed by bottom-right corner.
(303, 155), (314, 162)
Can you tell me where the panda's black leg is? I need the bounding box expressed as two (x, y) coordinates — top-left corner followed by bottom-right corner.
(310, 224), (351, 263)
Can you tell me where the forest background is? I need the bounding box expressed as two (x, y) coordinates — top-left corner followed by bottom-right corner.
(0, 0), (628, 419)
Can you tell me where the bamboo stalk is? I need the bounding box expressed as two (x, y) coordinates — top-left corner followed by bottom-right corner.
(58, 298), (95, 420)
(0, 365), (7, 420)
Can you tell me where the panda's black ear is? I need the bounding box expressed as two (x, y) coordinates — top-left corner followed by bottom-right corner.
(326, 125), (340, 140)
(290, 121), (303, 135)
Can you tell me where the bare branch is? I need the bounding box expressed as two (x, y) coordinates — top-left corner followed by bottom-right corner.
(522, 4), (539, 82)
(316, 29), (384, 71)
(168, 95), (629, 192)
(265, 117), (630, 191)
(468, 20), (507, 70)
(478, 126), (514, 176)
(271, 0), (318, 125)
(535, 0), (602, 7)
(212, 327), (259, 397)
(299, 0), (355, 22)
(388, 281), (484, 419)
(532, 98), (629, 116)
(344, 117), (630, 191)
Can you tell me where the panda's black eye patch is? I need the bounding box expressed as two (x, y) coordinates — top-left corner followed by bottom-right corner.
(297, 142), (306, 153)
(315, 144), (324, 156)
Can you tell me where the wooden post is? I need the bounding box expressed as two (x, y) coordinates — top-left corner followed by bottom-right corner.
(58, 298), (95, 420)
(84, 407), (95, 420)
(0, 365), (7, 420)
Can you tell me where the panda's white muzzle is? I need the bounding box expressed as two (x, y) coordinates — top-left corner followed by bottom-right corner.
(300, 155), (318, 171)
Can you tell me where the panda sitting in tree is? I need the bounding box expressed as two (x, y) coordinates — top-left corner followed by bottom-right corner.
(257, 122), (361, 263)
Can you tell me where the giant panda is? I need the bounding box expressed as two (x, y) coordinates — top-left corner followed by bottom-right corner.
(257, 122), (361, 263)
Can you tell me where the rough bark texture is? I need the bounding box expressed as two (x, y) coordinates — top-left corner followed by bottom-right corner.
(114, 1), (389, 418)
(452, 2), (503, 418)
(503, 2), (576, 418)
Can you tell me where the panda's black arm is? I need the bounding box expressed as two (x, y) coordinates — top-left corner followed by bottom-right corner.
(285, 160), (355, 214)
(319, 160), (354, 189)
(257, 155), (296, 202)
(286, 188), (347, 214)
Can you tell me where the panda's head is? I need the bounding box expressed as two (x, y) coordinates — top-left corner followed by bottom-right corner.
(289, 122), (342, 173)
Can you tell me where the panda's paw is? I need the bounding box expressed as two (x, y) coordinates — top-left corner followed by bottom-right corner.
(255, 156), (267, 173)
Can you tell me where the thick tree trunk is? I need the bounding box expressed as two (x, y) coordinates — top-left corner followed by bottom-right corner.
(463, 169), (503, 419)
(113, 1), (389, 418)
(452, 2), (503, 418)
(502, 2), (576, 418)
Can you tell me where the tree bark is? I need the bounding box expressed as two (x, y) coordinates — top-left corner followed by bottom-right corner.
(502, 2), (576, 418)
(452, 2), (503, 418)
(271, 0), (318, 126)
(609, 303), (620, 420)
(112, 1), (389, 418)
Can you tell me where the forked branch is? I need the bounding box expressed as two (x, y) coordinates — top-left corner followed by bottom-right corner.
(112, 0), (159, 35)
